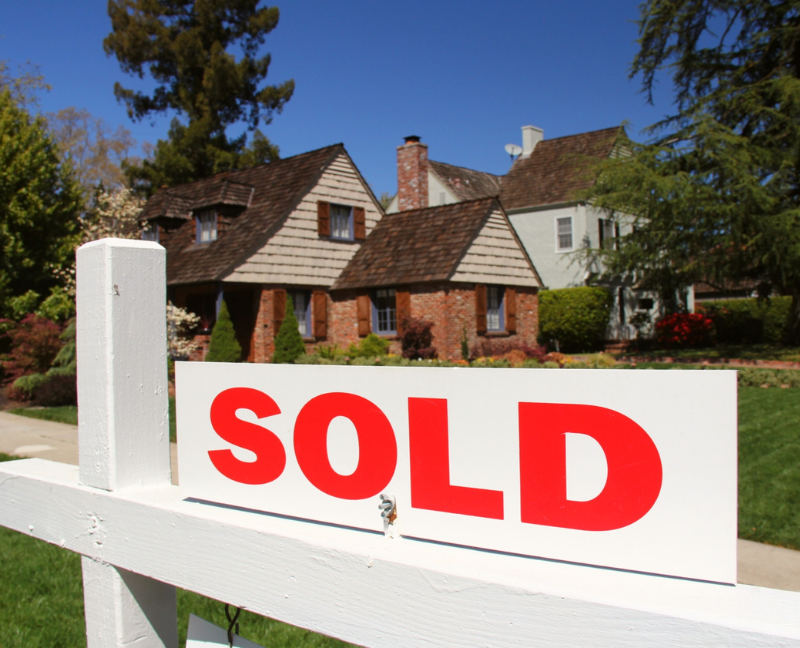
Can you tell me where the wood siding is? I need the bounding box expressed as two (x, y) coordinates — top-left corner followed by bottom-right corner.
(450, 209), (540, 287)
(225, 153), (381, 285)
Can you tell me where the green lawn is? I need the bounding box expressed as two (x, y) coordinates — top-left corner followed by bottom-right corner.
(8, 398), (178, 443)
(621, 343), (800, 363)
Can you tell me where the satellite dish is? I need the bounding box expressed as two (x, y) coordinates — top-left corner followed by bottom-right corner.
(505, 143), (523, 159)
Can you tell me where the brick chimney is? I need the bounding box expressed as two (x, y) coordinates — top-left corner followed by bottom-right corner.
(397, 135), (428, 211)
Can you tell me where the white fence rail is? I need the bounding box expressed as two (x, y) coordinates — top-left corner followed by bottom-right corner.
(0, 238), (799, 647)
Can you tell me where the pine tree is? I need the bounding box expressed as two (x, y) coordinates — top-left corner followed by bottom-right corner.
(581, 0), (800, 339)
(205, 300), (242, 362)
(104, 0), (294, 191)
(273, 295), (305, 363)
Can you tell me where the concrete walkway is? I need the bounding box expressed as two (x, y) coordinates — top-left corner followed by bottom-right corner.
(2, 410), (799, 593)
(0, 411), (179, 484)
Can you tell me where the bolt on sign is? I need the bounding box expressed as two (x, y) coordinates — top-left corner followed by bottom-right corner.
(177, 364), (737, 584)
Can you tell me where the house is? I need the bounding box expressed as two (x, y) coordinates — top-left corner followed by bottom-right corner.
(387, 128), (658, 341)
(139, 144), (384, 361)
(330, 196), (542, 359)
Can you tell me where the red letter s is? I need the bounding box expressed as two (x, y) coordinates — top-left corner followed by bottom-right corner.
(208, 388), (286, 485)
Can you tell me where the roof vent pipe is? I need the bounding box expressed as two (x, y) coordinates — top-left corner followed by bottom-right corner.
(521, 125), (544, 158)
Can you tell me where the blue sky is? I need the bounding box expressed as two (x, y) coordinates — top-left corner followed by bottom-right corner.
(0, 1), (675, 197)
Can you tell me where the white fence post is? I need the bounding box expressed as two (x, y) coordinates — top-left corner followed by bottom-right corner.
(76, 239), (178, 648)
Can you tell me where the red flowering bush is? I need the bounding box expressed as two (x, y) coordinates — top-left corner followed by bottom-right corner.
(655, 313), (715, 348)
(0, 314), (63, 385)
(400, 318), (437, 360)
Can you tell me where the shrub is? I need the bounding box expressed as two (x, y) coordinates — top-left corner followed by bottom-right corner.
(205, 301), (242, 362)
(0, 314), (63, 385)
(655, 312), (715, 348)
(401, 319), (436, 360)
(359, 333), (390, 357)
(469, 338), (547, 362)
(273, 295), (305, 364)
(698, 296), (791, 345)
(538, 287), (612, 352)
(9, 373), (48, 401)
(33, 374), (77, 407)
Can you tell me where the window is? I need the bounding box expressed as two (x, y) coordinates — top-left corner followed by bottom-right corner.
(556, 216), (573, 251)
(196, 210), (217, 243)
(599, 218), (617, 249)
(290, 291), (312, 337)
(638, 298), (654, 311)
(142, 223), (159, 243)
(372, 288), (397, 334)
(330, 204), (353, 240)
(487, 285), (505, 331)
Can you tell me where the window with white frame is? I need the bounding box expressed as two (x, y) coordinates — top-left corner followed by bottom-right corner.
(330, 204), (353, 240)
(290, 291), (311, 337)
(196, 210), (217, 243)
(556, 216), (573, 251)
(141, 223), (159, 243)
(487, 285), (505, 331)
(372, 288), (397, 334)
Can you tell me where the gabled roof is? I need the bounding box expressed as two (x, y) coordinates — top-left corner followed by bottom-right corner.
(500, 126), (622, 210)
(333, 197), (512, 290)
(141, 144), (369, 286)
(429, 160), (502, 202)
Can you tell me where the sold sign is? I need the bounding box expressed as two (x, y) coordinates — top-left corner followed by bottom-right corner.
(177, 364), (737, 584)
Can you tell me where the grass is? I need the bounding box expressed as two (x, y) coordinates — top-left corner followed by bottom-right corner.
(620, 343), (800, 362)
(738, 387), (800, 549)
(8, 398), (178, 443)
(8, 405), (77, 425)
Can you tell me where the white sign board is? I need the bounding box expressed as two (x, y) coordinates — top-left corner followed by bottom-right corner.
(177, 364), (737, 584)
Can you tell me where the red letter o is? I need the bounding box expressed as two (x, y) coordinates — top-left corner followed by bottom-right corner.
(294, 392), (397, 500)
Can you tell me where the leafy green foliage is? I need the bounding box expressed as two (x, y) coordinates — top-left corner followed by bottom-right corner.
(273, 295), (306, 363)
(358, 332), (390, 357)
(0, 91), (82, 317)
(205, 300), (242, 362)
(538, 287), (612, 352)
(104, 0), (294, 190)
(698, 297), (791, 345)
(581, 1), (800, 334)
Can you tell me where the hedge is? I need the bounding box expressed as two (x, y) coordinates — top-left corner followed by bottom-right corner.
(697, 296), (791, 345)
(538, 287), (612, 352)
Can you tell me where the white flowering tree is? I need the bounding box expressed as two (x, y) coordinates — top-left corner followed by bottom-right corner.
(166, 301), (200, 360)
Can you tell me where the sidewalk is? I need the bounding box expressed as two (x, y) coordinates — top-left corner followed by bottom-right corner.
(0, 411), (179, 484)
(2, 410), (799, 592)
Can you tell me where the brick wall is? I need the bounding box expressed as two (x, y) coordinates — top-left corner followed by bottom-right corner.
(186, 283), (539, 362)
(329, 283), (540, 361)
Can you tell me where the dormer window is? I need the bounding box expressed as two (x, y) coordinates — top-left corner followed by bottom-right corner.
(196, 210), (217, 243)
(142, 223), (159, 243)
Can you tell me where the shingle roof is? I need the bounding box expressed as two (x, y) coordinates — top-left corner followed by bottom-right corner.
(429, 161), (502, 202)
(141, 144), (348, 285)
(500, 126), (622, 210)
(332, 197), (501, 290)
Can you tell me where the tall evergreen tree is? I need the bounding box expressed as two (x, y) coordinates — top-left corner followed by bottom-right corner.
(0, 90), (82, 318)
(205, 300), (242, 362)
(581, 1), (800, 338)
(104, 0), (294, 191)
(273, 295), (305, 363)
